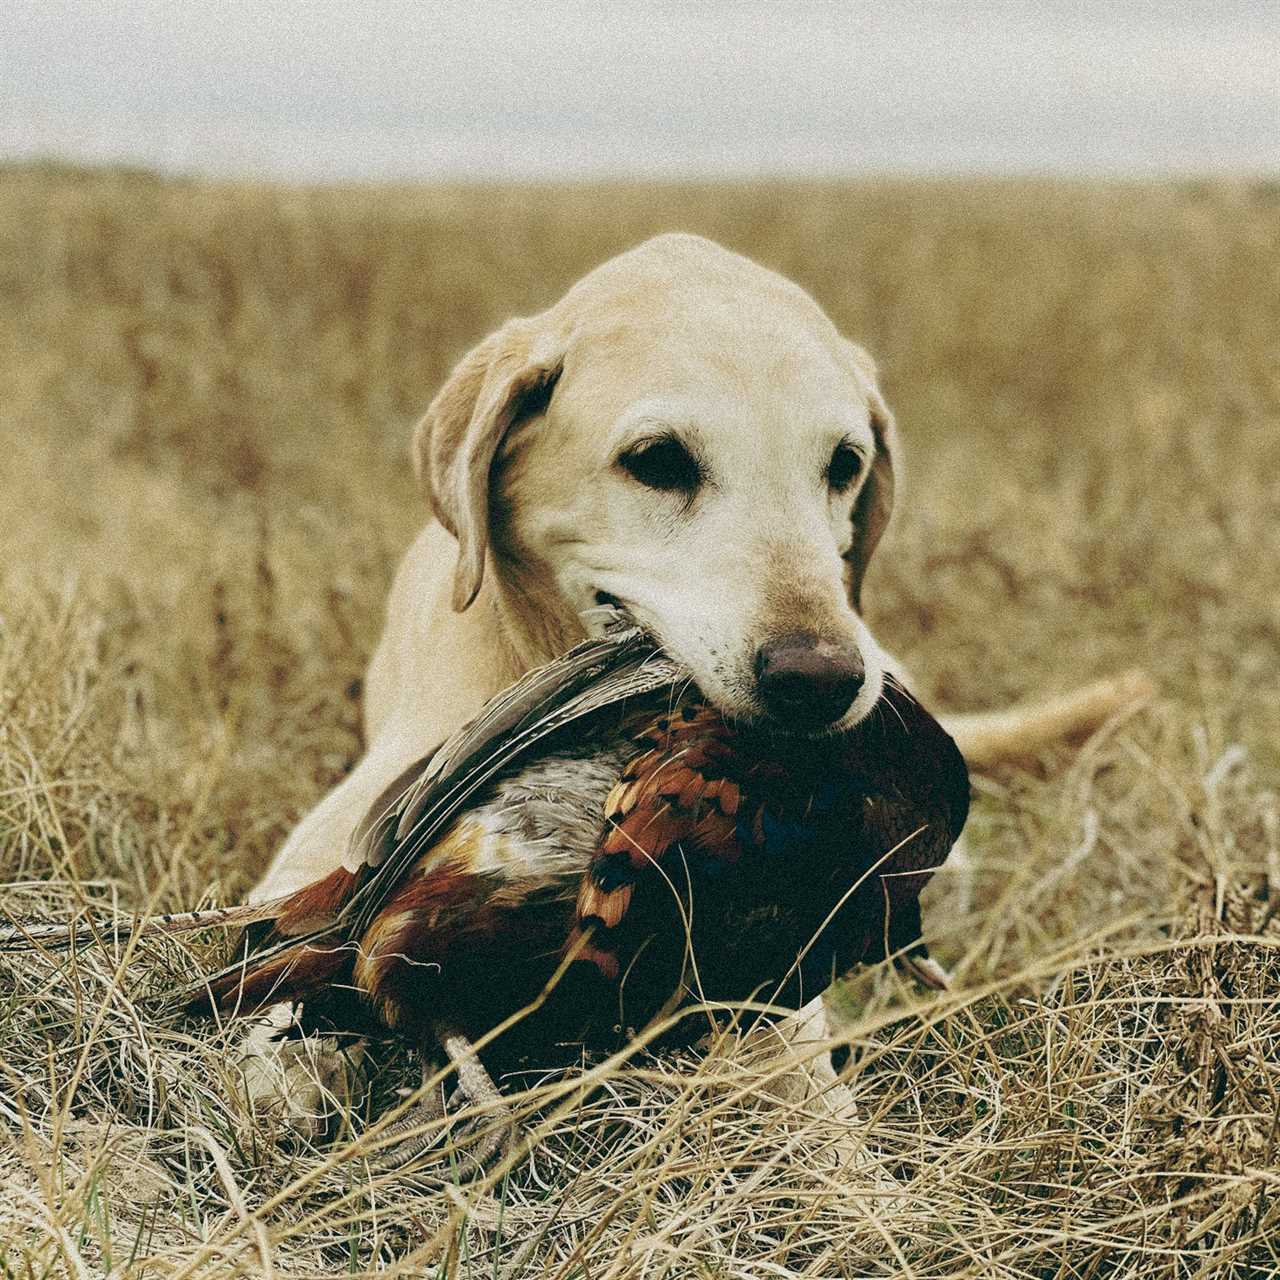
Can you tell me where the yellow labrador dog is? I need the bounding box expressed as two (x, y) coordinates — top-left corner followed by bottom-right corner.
(243, 233), (1149, 1123)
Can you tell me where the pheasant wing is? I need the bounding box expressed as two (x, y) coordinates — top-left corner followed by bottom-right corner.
(343, 624), (685, 938)
(191, 619), (686, 1007)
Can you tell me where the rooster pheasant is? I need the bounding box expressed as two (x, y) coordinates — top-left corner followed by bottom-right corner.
(195, 617), (969, 1166)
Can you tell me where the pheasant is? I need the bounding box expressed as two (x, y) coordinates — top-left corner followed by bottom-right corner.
(194, 615), (970, 1167)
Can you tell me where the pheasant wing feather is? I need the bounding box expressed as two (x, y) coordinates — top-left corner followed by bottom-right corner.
(193, 620), (685, 1006)
(189, 622), (686, 1008)
(345, 629), (683, 937)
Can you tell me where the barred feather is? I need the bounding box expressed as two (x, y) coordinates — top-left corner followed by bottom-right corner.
(0, 901), (287, 954)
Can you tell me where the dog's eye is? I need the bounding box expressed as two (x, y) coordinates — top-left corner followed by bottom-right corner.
(618, 437), (703, 494)
(826, 443), (864, 493)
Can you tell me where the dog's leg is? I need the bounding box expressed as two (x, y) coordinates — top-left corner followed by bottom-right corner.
(764, 995), (857, 1114)
(237, 728), (439, 1130)
(238, 548), (473, 1118)
(752, 995), (890, 1180)
(236, 1001), (367, 1138)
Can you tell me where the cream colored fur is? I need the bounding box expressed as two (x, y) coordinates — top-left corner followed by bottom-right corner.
(253, 232), (1148, 904)
(239, 233), (1153, 1138)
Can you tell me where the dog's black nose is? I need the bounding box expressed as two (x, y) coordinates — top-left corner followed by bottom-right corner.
(754, 633), (865, 728)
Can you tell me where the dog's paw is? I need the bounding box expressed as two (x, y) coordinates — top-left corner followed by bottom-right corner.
(236, 1002), (367, 1139)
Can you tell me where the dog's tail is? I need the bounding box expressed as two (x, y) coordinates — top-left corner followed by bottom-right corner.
(942, 669), (1155, 770)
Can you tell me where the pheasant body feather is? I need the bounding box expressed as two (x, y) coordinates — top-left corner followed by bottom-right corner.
(198, 624), (969, 1068)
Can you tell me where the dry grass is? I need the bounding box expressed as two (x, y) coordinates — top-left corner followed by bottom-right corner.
(1, 163), (1278, 1277)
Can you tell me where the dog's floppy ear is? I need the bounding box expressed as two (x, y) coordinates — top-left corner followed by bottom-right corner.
(843, 345), (897, 613)
(413, 318), (563, 611)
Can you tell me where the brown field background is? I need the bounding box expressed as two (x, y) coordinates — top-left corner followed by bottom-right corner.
(1, 165), (1278, 1276)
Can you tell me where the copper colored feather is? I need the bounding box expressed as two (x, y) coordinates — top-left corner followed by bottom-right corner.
(195, 621), (969, 1069)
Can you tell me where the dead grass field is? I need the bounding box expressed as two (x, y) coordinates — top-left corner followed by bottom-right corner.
(1, 164), (1278, 1277)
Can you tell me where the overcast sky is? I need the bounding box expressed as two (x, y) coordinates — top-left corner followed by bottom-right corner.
(3, 1), (1276, 181)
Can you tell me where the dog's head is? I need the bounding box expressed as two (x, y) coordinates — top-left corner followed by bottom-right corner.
(415, 233), (896, 734)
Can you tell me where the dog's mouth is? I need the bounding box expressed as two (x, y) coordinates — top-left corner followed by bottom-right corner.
(585, 589), (649, 642)
(590, 590), (880, 740)
(591, 590), (639, 632)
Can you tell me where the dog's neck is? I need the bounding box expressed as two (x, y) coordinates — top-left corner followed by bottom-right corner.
(399, 523), (591, 749)
(425, 557), (583, 701)
(483, 555), (586, 675)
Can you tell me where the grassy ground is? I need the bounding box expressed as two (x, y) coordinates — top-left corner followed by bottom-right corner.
(1, 164), (1278, 1277)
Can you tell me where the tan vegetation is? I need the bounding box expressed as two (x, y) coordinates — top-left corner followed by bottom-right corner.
(1, 164), (1278, 1276)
